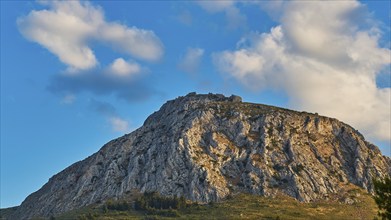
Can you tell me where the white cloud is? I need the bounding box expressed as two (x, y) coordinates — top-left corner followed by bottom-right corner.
(178, 48), (204, 74)
(17, 1), (100, 70)
(17, 1), (163, 71)
(99, 22), (163, 62)
(109, 116), (130, 132)
(196, 0), (246, 29)
(214, 1), (391, 143)
(109, 58), (141, 76)
(197, 1), (235, 13)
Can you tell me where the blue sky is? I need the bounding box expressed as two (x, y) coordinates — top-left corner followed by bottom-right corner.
(1, 0), (390, 208)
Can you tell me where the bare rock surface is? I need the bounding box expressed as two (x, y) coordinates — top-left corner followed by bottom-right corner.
(11, 93), (391, 219)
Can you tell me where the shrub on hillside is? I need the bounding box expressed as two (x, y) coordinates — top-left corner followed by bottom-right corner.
(103, 199), (131, 211)
(373, 176), (391, 220)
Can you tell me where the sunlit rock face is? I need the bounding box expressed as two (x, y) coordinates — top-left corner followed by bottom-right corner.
(12, 93), (391, 219)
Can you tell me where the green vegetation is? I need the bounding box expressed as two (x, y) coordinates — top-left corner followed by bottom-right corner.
(104, 199), (132, 212)
(373, 176), (391, 220)
(134, 192), (185, 217)
(50, 188), (378, 220)
(1, 186), (378, 220)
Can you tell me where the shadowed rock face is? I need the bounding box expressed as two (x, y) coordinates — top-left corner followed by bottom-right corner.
(11, 93), (391, 219)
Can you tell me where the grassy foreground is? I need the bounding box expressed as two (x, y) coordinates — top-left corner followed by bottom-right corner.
(57, 188), (377, 220)
(1, 186), (378, 220)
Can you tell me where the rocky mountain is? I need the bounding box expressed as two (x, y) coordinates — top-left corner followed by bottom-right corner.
(10, 93), (391, 219)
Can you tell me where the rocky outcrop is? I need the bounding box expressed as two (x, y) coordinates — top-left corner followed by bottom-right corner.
(11, 93), (391, 219)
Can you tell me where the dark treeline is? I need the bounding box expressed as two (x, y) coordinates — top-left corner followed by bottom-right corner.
(134, 192), (186, 210)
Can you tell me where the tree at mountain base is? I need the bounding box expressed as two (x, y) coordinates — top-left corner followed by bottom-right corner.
(373, 176), (391, 220)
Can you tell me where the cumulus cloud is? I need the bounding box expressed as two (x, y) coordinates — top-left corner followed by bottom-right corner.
(196, 0), (246, 30)
(18, 1), (160, 104)
(89, 99), (130, 132)
(109, 58), (141, 77)
(17, 1), (163, 71)
(178, 47), (204, 74)
(214, 1), (391, 143)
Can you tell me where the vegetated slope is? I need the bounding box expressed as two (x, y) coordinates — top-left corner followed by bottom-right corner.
(56, 185), (378, 220)
(10, 93), (391, 219)
(0, 187), (380, 220)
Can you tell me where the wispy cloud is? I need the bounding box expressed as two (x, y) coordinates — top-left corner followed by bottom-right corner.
(109, 117), (130, 132)
(178, 47), (204, 74)
(60, 94), (76, 105)
(17, 1), (163, 72)
(89, 99), (117, 116)
(177, 10), (192, 26)
(89, 99), (130, 133)
(47, 69), (156, 103)
(196, 0), (246, 30)
(214, 1), (391, 143)
(197, 1), (235, 13)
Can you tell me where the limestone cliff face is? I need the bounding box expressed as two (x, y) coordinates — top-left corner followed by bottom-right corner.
(11, 93), (391, 219)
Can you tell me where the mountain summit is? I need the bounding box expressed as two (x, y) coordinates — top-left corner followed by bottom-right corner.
(11, 93), (391, 219)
